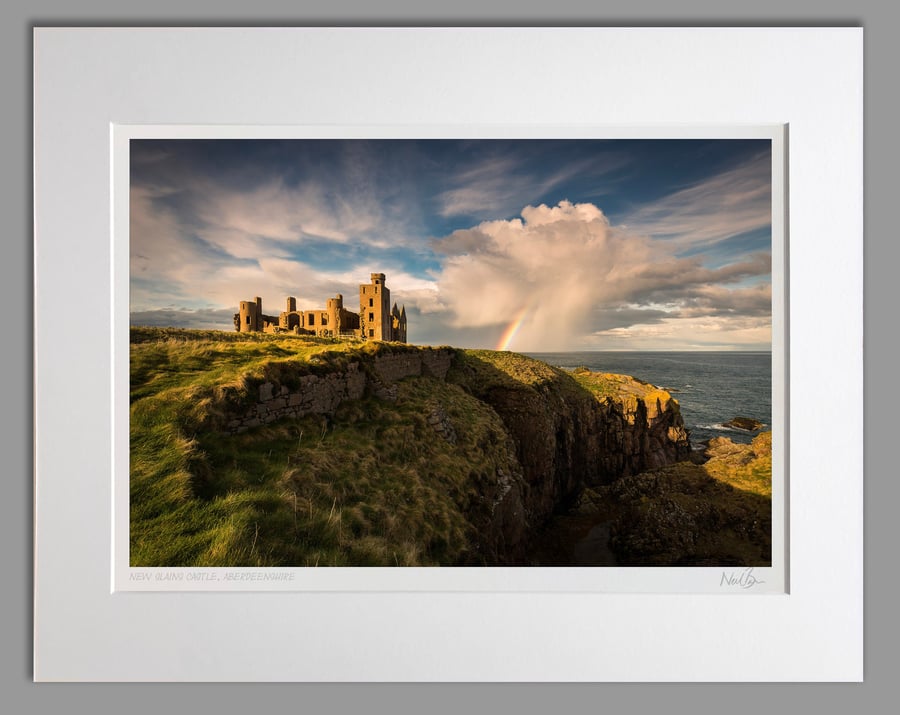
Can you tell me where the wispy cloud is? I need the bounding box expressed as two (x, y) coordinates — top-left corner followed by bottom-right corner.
(436, 155), (526, 217)
(130, 145), (431, 313)
(436, 150), (628, 219)
(622, 151), (771, 250)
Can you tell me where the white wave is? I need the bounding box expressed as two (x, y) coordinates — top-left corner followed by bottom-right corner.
(696, 422), (767, 433)
(696, 423), (738, 432)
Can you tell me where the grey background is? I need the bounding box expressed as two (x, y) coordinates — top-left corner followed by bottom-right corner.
(6, 0), (887, 710)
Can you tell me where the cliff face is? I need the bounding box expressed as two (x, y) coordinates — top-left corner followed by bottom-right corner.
(578, 372), (693, 481)
(444, 353), (691, 560)
(207, 346), (691, 563)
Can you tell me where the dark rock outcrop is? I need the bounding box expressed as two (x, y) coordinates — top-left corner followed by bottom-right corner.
(723, 416), (765, 431)
(589, 383), (692, 482)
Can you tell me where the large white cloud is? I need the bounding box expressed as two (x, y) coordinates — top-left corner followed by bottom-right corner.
(431, 201), (771, 351)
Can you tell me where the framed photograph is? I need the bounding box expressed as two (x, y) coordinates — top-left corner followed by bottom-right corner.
(114, 126), (786, 595)
(35, 28), (862, 681)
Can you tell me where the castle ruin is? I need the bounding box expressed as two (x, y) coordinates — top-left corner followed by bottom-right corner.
(234, 272), (407, 343)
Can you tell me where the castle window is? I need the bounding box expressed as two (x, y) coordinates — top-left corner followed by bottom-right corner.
(369, 329), (374, 338)
(369, 298), (373, 307)
(308, 314), (315, 326)
(321, 315), (328, 325)
(369, 312), (374, 321)
(245, 315), (250, 325)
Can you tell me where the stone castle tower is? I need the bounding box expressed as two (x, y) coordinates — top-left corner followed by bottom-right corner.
(235, 272), (407, 343)
(360, 273), (391, 341)
(237, 296), (264, 333)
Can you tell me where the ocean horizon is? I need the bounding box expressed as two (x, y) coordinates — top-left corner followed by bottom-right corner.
(526, 350), (772, 446)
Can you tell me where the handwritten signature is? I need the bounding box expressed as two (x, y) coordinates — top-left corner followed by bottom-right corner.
(720, 567), (765, 589)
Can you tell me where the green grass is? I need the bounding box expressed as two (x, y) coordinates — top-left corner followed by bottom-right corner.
(131, 326), (376, 403)
(448, 349), (603, 408)
(447, 348), (677, 410)
(130, 327), (518, 567)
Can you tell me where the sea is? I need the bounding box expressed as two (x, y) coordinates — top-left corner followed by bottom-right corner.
(526, 351), (772, 446)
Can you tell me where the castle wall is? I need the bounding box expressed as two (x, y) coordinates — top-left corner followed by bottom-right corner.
(339, 308), (360, 334)
(280, 311), (302, 330)
(224, 348), (453, 433)
(304, 310), (332, 336)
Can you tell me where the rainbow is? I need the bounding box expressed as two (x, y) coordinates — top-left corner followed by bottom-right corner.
(495, 307), (529, 351)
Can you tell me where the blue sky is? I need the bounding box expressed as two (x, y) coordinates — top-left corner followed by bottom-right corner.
(130, 138), (772, 350)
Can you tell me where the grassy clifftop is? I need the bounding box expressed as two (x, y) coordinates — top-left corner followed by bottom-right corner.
(129, 328), (695, 567)
(131, 329), (511, 566)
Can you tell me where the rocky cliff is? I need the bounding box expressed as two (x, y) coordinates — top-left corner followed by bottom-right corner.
(444, 351), (691, 560)
(203, 345), (691, 564)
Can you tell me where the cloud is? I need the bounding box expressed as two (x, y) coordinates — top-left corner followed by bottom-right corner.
(431, 201), (772, 351)
(129, 149), (431, 316)
(590, 314), (772, 351)
(129, 307), (238, 329)
(130, 143), (429, 281)
(436, 151), (627, 219)
(622, 151), (771, 250)
(675, 283), (772, 318)
(436, 156), (524, 217)
(152, 174), (382, 253)
(129, 184), (238, 301)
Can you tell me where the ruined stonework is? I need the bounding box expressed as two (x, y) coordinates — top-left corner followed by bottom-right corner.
(224, 348), (452, 434)
(233, 272), (407, 343)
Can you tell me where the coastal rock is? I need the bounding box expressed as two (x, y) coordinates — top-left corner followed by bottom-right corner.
(598, 435), (773, 566)
(705, 436), (750, 459)
(584, 374), (692, 482)
(724, 416), (765, 431)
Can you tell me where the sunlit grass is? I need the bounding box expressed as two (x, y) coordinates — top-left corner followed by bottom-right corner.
(702, 431), (772, 498)
(130, 328), (519, 567)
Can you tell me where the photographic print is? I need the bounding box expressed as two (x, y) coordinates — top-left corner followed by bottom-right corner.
(128, 137), (775, 570)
